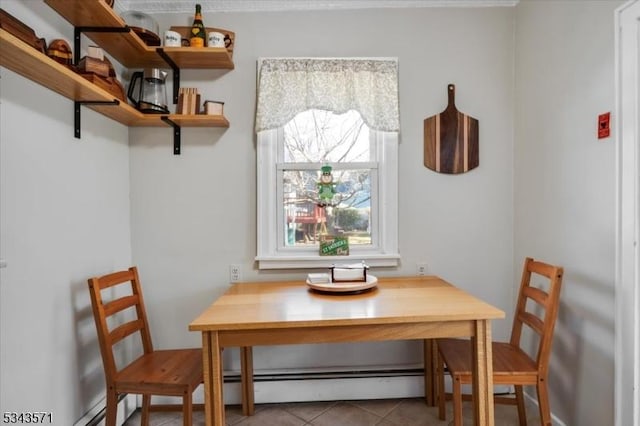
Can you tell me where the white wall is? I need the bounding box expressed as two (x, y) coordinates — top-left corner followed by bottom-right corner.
(514, 1), (622, 424)
(1, 1), (622, 424)
(129, 6), (516, 377)
(0, 1), (132, 424)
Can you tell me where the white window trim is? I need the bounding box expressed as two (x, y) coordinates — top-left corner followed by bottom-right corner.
(256, 128), (399, 269)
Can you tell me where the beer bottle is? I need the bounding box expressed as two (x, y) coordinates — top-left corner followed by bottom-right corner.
(190, 4), (206, 47)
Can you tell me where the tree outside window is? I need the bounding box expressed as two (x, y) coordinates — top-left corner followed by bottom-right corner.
(282, 109), (373, 247)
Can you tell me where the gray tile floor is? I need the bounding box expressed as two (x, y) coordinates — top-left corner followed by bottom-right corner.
(123, 397), (540, 425)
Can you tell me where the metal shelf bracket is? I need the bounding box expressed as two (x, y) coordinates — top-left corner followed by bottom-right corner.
(161, 116), (182, 155)
(74, 100), (120, 139)
(72, 25), (130, 139)
(156, 48), (180, 104)
(73, 26), (131, 65)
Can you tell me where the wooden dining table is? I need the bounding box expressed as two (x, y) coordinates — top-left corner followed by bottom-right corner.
(189, 275), (504, 426)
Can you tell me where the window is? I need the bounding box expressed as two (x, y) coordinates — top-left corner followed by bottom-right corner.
(255, 58), (400, 269)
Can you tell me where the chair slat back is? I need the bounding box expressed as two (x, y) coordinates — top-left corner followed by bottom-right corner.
(109, 319), (147, 346)
(103, 295), (139, 317)
(522, 286), (548, 305)
(517, 311), (545, 336)
(510, 257), (564, 375)
(88, 267), (154, 382)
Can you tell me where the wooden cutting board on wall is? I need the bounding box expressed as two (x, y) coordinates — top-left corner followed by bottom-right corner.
(424, 84), (479, 174)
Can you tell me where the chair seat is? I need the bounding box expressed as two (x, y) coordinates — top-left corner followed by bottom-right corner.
(438, 338), (538, 382)
(115, 348), (203, 395)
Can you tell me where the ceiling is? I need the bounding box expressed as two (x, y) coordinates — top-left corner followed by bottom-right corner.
(114, 0), (518, 13)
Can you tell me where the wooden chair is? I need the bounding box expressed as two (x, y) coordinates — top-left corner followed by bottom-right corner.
(436, 257), (564, 426)
(87, 266), (203, 426)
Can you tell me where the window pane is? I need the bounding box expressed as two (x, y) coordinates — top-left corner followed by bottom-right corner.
(283, 169), (371, 247)
(283, 110), (370, 163)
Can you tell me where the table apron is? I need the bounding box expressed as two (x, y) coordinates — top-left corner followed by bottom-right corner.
(216, 320), (475, 347)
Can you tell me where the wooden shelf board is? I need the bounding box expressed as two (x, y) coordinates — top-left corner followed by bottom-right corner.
(44, 0), (125, 28)
(110, 114), (229, 128)
(45, 0), (234, 70)
(44, 0), (163, 67)
(165, 114), (230, 127)
(161, 48), (234, 70)
(1, 29), (112, 103)
(84, 32), (163, 69)
(86, 103), (148, 126)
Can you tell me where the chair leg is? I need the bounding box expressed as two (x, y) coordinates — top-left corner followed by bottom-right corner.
(515, 385), (527, 426)
(183, 391), (193, 426)
(105, 388), (117, 426)
(437, 349), (446, 420)
(141, 395), (151, 426)
(536, 379), (552, 426)
(452, 375), (463, 426)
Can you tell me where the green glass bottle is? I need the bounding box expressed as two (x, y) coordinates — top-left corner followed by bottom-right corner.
(190, 4), (206, 47)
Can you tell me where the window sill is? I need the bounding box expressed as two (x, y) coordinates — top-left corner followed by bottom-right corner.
(255, 253), (400, 270)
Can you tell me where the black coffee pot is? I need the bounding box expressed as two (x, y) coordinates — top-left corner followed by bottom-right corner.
(127, 68), (169, 114)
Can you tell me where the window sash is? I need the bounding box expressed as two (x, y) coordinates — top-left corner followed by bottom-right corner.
(256, 128), (399, 269)
(276, 164), (379, 253)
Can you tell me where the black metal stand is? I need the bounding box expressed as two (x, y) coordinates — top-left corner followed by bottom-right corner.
(74, 26), (130, 65)
(161, 116), (181, 155)
(157, 50), (184, 155)
(72, 26), (129, 139)
(74, 100), (120, 139)
(156, 48), (180, 104)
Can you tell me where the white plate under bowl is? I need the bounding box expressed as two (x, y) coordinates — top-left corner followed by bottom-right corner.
(306, 275), (378, 293)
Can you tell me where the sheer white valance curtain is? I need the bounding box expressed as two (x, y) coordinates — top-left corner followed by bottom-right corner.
(255, 58), (400, 133)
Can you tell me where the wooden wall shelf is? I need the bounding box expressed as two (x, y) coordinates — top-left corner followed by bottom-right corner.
(0, 30), (229, 129)
(1, 0), (234, 154)
(43, 0), (234, 70)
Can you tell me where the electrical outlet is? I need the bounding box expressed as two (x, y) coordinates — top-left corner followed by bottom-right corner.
(417, 262), (428, 276)
(230, 264), (241, 283)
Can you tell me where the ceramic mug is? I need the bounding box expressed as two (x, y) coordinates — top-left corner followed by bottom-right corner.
(164, 30), (181, 47)
(207, 31), (225, 48)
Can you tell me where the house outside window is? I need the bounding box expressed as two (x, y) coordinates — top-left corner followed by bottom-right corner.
(255, 58), (400, 269)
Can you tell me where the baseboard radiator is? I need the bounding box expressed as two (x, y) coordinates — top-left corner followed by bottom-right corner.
(136, 366), (511, 405)
(74, 367), (513, 424)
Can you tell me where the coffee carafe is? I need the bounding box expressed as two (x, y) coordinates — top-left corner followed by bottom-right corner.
(127, 68), (169, 114)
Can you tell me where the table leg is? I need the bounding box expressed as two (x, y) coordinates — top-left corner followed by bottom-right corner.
(209, 332), (225, 426)
(202, 332), (213, 426)
(240, 346), (255, 415)
(423, 339), (437, 406)
(471, 320), (494, 426)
